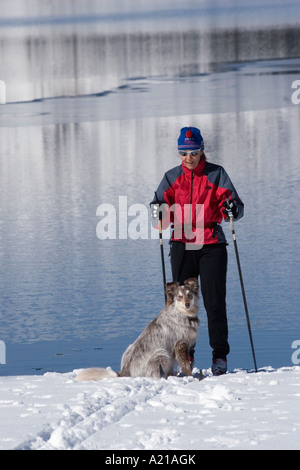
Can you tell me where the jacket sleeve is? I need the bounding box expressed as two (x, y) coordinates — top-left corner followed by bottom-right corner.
(218, 167), (244, 221)
(150, 172), (174, 206)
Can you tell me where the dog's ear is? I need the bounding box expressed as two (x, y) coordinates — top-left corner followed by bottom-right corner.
(165, 281), (179, 293)
(184, 278), (199, 295)
(165, 281), (179, 306)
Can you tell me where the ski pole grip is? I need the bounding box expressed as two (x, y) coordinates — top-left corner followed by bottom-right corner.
(226, 197), (234, 219)
(158, 210), (163, 245)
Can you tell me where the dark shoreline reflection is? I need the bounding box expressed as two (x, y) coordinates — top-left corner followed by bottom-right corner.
(1, 26), (299, 102)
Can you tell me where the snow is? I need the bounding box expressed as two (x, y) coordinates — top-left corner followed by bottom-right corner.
(0, 366), (299, 450)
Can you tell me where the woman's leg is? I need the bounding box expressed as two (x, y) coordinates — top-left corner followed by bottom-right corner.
(198, 244), (230, 361)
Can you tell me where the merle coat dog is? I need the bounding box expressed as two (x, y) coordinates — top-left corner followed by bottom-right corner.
(76, 278), (199, 381)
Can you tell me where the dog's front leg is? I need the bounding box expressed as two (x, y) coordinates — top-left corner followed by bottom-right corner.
(174, 341), (192, 376)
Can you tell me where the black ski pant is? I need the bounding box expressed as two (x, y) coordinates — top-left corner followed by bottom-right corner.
(170, 241), (230, 361)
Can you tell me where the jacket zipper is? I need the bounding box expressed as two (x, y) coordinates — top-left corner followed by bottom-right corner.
(187, 170), (194, 241)
(190, 170), (194, 206)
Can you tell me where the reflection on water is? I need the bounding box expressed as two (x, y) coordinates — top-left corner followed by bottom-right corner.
(1, 105), (299, 342)
(2, 26), (300, 102)
(0, 1), (300, 373)
(1, 2), (300, 102)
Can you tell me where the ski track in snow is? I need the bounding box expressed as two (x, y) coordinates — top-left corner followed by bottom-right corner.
(0, 367), (299, 450)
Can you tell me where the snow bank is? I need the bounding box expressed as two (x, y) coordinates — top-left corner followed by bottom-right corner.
(1, 366), (299, 450)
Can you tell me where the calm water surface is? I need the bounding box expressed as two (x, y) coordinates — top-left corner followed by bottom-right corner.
(0, 1), (300, 374)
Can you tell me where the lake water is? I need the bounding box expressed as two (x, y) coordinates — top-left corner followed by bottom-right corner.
(1, 0), (300, 375)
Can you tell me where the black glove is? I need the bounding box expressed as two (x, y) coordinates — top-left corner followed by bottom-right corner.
(223, 199), (238, 219)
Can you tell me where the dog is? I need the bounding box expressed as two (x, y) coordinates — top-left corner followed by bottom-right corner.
(76, 278), (199, 381)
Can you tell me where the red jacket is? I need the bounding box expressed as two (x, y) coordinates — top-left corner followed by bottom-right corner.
(151, 159), (244, 246)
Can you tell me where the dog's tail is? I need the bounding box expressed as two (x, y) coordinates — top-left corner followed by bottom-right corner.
(76, 366), (119, 382)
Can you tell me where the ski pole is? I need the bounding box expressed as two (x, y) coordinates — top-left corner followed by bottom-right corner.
(226, 198), (258, 372)
(158, 210), (167, 305)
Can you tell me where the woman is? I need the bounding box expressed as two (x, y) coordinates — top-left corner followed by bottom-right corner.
(151, 126), (244, 375)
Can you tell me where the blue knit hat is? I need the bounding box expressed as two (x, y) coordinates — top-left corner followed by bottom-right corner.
(178, 127), (204, 151)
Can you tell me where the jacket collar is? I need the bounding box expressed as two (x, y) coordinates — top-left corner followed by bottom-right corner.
(182, 158), (206, 176)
